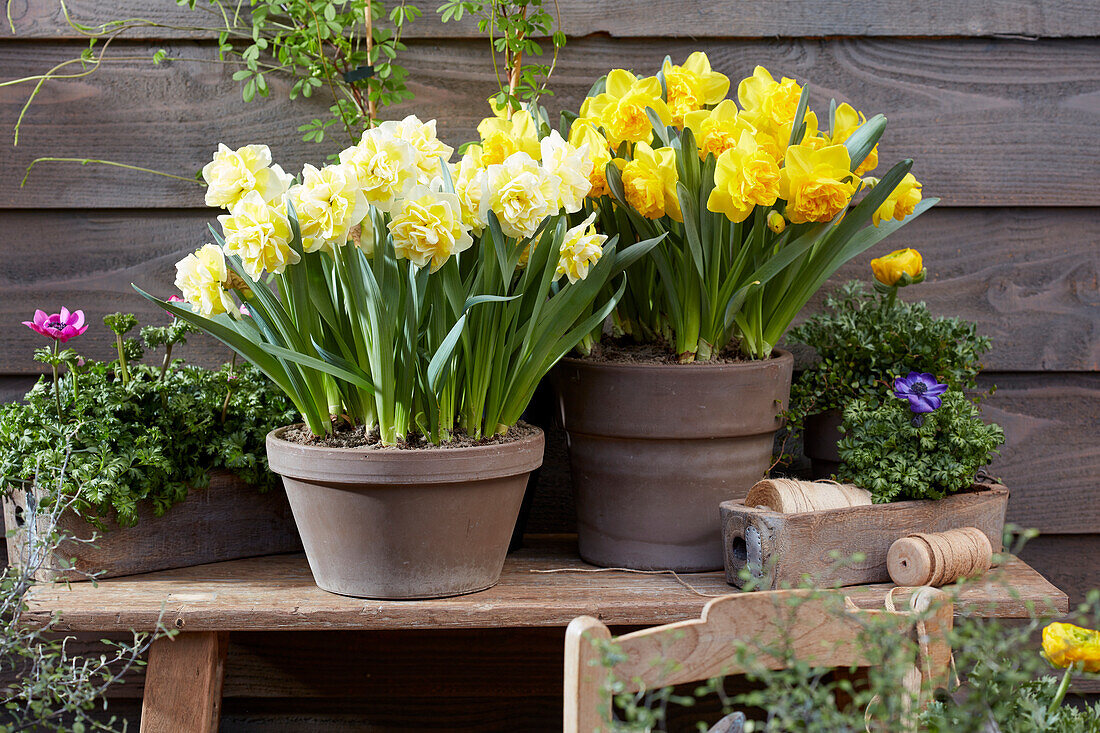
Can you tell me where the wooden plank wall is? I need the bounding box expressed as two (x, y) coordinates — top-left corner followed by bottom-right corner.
(1, 2), (1098, 729)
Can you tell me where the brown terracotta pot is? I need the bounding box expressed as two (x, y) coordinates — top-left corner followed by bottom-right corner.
(803, 409), (843, 479)
(552, 350), (794, 572)
(266, 426), (543, 599)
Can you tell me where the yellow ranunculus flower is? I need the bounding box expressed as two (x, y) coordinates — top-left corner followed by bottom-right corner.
(778, 143), (857, 224)
(202, 143), (291, 210)
(377, 115), (454, 184)
(477, 108), (542, 165)
(870, 248), (923, 286)
(174, 244), (236, 317)
(683, 100), (756, 161)
(338, 130), (417, 212)
(738, 66), (803, 135)
(556, 212), (607, 284)
(707, 130), (781, 223)
(568, 121), (613, 198)
(767, 210), (786, 234)
(661, 51), (730, 127)
(832, 102), (878, 175)
(450, 147), (487, 234)
(387, 185), (473, 272)
(540, 130), (594, 214)
(287, 163), (369, 254)
(217, 191), (297, 280)
(873, 172), (923, 227)
(1043, 622), (1100, 673)
(621, 142), (681, 222)
(580, 69), (672, 148)
(479, 152), (560, 239)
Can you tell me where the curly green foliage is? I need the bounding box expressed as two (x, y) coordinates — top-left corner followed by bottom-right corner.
(0, 333), (296, 528)
(599, 569), (1100, 733)
(922, 589), (1100, 732)
(787, 281), (991, 430)
(837, 391), (1004, 502)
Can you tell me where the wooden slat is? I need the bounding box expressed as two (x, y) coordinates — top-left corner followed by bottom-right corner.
(3, 37), (1100, 208)
(979, 372), (1100, 534)
(4, 1), (1098, 40)
(1, 206), (1096, 372)
(20, 537), (1067, 632)
(1019, 534), (1100, 607)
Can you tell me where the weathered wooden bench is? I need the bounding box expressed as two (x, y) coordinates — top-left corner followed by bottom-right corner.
(20, 536), (1068, 732)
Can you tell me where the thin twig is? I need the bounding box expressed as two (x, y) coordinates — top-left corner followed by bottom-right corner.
(530, 567), (729, 598)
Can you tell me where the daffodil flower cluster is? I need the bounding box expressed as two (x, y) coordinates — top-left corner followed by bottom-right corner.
(143, 112), (660, 443)
(567, 53), (937, 361)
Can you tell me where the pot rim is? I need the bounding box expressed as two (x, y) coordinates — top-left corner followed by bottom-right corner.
(560, 347), (793, 372)
(266, 424), (545, 485)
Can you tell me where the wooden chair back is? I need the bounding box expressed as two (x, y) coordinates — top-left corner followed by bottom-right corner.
(564, 587), (952, 733)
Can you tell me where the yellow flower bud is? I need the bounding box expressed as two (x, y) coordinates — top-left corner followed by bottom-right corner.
(767, 210), (786, 234)
(1043, 622), (1100, 673)
(870, 248), (923, 287)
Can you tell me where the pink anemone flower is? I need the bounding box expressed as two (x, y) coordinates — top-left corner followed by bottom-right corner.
(23, 308), (88, 343)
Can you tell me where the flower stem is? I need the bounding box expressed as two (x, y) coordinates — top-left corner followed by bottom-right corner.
(885, 286), (898, 312)
(221, 353), (237, 423)
(159, 343), (173, 382)
(114, 333), (130, 386)
(1047, 662), (1078, 719)
(50, 341), (62, 423)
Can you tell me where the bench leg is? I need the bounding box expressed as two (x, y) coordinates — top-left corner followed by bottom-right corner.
(140, 631), (228, 733)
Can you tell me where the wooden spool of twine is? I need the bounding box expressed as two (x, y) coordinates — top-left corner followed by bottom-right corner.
(745, 478), (873, 514)
(887, 527), (993, 587)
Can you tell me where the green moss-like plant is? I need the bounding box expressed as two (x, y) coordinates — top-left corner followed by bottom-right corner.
(837, 391), (1005, 502)
(0, 316), (296, 527)
(787, 281), (991, 430)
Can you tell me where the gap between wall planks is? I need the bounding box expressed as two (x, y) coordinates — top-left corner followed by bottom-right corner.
(2, 37), (1100, 208)
(4, 0), (1100, 39)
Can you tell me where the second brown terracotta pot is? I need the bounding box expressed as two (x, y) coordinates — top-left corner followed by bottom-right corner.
(553, 350), (794, 572)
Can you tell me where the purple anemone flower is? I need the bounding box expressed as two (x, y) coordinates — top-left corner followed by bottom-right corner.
(893, 371), (947, 414)
(23, 308), (88, 343)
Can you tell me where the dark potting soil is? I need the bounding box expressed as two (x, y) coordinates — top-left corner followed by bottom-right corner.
(281, 420), (540, 450)
(581, 336), (752, 365)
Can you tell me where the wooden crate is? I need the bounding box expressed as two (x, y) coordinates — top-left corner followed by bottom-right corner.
(720, 483), (1009, 590)
(3, 470), (302, 581)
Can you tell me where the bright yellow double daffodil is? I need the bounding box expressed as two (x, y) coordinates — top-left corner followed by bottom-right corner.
(662, 51), (730, 127)
(581, 69), (672, 148)
(777, 143), (857, 224)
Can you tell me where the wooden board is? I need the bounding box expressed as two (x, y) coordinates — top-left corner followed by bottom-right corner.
(3, 37), (1100, 208)
(3, 470), (302, 581)
(5, 1), (1098, 40)
(140, 631), (227, 733)
(721, 484), (1009, 589)
(1, 207), (1096, 372)
(19, 536), (1067, 633)
(1019, 534), (1100, 607)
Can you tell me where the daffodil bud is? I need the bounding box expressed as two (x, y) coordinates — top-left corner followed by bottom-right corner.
(861, 176), (880, 190)
(766, 210), (786, 234)
(871, 248), (924, 287)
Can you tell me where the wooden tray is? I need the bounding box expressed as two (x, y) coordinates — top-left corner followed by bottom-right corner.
(719, 482), (1009, 590)
(3, 470), (302, 581)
